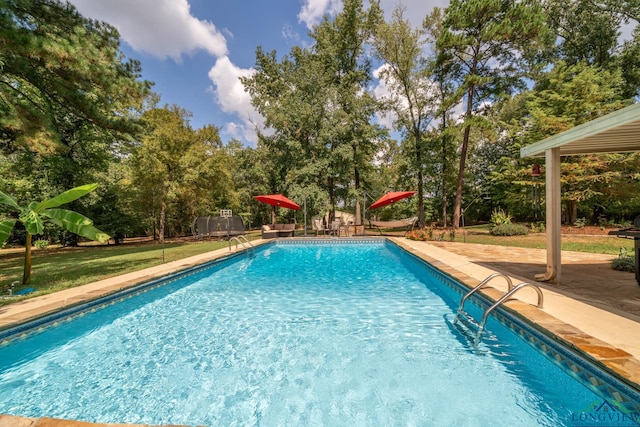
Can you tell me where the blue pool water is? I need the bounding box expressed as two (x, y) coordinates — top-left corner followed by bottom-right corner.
(0, 241), (630, 426)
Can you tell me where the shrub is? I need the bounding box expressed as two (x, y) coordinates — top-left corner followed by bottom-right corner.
(611, 248), (635, 272)
(611, 255), (635, 272)
(407, 228), (436, 241)
(530, 222), (545, 233)
(616, 219), (632, 228)
(490, 223), (529, 236)
(34, 239), (49, 249)
(55, 230), (79, 247)
(406, 228), (430, 241)
(574, 217), (587, 228)
(597, 214), (608, 228)
(490, 208), (512, 226)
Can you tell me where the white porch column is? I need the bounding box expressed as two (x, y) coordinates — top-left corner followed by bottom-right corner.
(536, 147), (561, 283)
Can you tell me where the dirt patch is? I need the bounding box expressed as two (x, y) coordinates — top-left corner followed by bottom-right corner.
(561, 225), (621, 235)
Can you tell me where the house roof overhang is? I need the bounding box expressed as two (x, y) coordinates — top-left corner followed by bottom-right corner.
(520, 103), (640, 158)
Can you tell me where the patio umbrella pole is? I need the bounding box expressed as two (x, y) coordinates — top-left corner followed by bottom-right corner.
(358, 192), (368, 236)
(304, 196), (307, 236)
(462, 208), (466, 243)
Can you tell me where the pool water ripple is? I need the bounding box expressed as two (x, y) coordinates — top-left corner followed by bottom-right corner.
(0, 242), (601, 426)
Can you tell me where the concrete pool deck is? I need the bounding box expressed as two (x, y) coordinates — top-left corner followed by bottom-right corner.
(1, 237), (639, 427)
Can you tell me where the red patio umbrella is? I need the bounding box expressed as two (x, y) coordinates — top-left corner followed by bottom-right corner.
(369, 191), (416, 209)
(253, 194), (301, 210)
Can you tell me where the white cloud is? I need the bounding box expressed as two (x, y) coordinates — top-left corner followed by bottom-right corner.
(282, 24), (301, 44)
(371, 64), (397, 129)
(298, 0), (343, 29)
(68, 0), (227, 61)
(207, 56), (265, 145)
(378, 0), (450, 28)
(297, 0), (448, 31)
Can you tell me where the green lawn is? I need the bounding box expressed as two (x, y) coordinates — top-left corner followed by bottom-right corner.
(0, 236), (250, 305)
(454, 229), (634, 255)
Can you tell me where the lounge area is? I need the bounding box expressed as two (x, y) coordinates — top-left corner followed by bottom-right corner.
(261, 223), (296, 239)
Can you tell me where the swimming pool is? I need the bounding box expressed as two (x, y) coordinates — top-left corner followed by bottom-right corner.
(0, 240), (638, 426)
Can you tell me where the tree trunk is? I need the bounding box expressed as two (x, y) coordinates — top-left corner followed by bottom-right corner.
(159, 202), (166, 245)
(353, 143), (360, 190)
(452, 83), (475, 229)
(414, 127), (425, 228)
(565, 200), (578, 225)
(452, 124), (471, 228)
(441, 111), (448, 228)
(417, 169), (425, 228)
(22, 232), (32, 285)
(328, 177), (335, 223)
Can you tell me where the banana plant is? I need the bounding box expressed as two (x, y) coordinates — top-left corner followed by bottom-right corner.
(0, 184), (110, 285)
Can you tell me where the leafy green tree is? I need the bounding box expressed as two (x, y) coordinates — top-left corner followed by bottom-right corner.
(543, 0), (640, 98)
(1, 0), (151, 246)
(127, 106), (235, 239)
(0, 0), (150, 153)
(544, 0), (621, 68)
(312, 0), (385, 211)
(436, 0), (550, 228)
(488, 61), (632, 224)
(243, 45), (330, 208)
(182, 124), (239, 217)
(425, 7), (461, 227)
(618, 27), (640, 98)
(244, 0), (386, 222)
(373, 6), (437, 227)
(526, 62), (627, 138)
(90, 160), (146, 244)
(0, 184), (109, 284)
(527, 61), (630, 224)
(128, 107), (189, 240)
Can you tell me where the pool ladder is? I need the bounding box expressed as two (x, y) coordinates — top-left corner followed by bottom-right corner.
(228, 235), (255, 256)
(454, 273), (544, 345)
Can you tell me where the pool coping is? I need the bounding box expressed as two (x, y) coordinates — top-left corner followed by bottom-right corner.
(0, 236), (639, 427)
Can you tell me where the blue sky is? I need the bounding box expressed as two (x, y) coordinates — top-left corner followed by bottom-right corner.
(67, 0), (447, 146)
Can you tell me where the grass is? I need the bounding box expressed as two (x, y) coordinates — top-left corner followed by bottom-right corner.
(0, 227), (633, 305)
(455, 229), (634, 255)
(0, 236), (249, 306)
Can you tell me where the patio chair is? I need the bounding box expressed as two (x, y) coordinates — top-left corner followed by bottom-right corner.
(312, 218), (330, 236)
(330, 219), (346, 237)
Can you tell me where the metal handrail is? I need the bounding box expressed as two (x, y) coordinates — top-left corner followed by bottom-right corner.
(453, 274), (543, 346)
(456, 273), (513, 316)
(470, 282), (544, 345)
(228, 235), (254, 255)
(478, 282), (544, 333)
